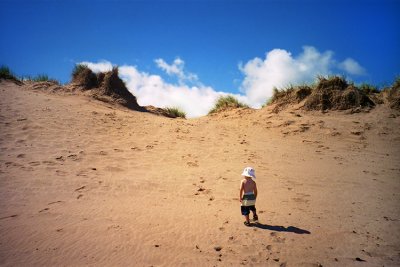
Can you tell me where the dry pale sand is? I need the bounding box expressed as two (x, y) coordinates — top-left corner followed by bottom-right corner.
(0, 80), (399, 266)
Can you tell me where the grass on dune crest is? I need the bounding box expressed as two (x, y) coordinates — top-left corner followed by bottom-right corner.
(165, 107), (186, 119)
(0, 65), (19, 81)
(208, 95), (249, 114)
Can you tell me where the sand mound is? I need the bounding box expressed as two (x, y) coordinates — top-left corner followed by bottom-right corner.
(208, 95), (249, 115)
(95, 68), (142, 111)
(1, 80), (400, 266)
(304, 77), (375, 111)
(10, 67), (180, 118)
(71, 65), (97, 89)
(269, 76), (376, 113)
(25, 81), (66, 93)
(270, 85), (312, 113)
(0, 73), (23, 86)
(70, 66), (143, 111)
(387, 82), (400, 110)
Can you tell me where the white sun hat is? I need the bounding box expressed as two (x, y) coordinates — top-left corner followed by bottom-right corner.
(242, 167), (256, 179)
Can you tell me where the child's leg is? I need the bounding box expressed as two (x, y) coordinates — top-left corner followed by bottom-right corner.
(241, 206), (250, 224)
(250, 206), (258, 220)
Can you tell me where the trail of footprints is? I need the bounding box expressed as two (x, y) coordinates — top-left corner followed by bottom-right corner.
(192, 176), (216, 202)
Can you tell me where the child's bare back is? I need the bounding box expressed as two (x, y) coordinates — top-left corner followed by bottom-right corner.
(241, 177), (257, 194)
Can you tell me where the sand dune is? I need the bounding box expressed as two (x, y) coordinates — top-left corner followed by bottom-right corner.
(0, 80), (399, 266)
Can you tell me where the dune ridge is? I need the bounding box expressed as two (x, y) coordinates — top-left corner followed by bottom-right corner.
(0, 80), (399, 266)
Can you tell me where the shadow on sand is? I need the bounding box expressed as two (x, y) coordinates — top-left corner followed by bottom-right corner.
(251, 223), (311, 234)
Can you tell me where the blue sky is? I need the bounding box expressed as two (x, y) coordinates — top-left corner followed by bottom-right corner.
(1, 0), (399, 116)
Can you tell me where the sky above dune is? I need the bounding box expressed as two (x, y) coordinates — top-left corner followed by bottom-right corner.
(1, 0), (399, 117)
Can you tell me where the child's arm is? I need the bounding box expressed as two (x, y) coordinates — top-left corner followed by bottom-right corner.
(254, 182), (258, 198)
(239, 180), (244, 202)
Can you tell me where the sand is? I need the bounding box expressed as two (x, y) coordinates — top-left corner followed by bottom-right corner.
(0, 80), (399, 266)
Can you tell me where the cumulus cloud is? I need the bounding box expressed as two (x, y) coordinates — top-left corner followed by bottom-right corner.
(155, 57), (199, 84)
(79, 60), (113, 73)
(82, 46), (366, 117)
(118, 64), (223, 117)
(239, 46), (366, 108)
(83, 60), (228, 117)
(338, 58), (366, 75)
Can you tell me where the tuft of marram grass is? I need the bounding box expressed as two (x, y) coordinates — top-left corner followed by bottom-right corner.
(208, 95), (248, 114)
(165, 107), (186, 119)
(358, 83), (379, 94)
(72, 64), (90, 79)
(33, 74), (50, 82)
(22, 74), (60, 84)
(264, 84), (312, 107)
(0, 65), (19, 81)
(316, 75), (349, 90)
(392, 76), (400, 89)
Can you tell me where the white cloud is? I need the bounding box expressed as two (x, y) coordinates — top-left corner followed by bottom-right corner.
(155, 57), (199, 84)
(83, 60), (225, 118)
(239, 46), (366, 108)
(82, 47), (366, 117)
(79, 60), (113, 73)
(338, 58), (366, 75)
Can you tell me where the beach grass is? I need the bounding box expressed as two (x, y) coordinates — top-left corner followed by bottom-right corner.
(165, 107), (186, 118)
(208, 95), (248, 114)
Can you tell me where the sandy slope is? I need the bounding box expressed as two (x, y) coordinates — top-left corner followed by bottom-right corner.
(0, 80), (399, 266)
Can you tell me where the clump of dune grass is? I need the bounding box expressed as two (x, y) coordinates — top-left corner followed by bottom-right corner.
(164, 107), (186, 119)
(71, 64), (97, 89)
(316, 75), (349, 91)
(264, 84), (312, 110)
(358, 83), (379, 94)
(304, 75), (375, 111)
(387, 76), (400, 110)
(21, 74), (59, 84)
(72, 64), (88, 79)
(208, 95), (248, 114)
(0, 65), (19, 81)
(392, 76), (400, 90)
(32, 74), (60, 84)
(33, 74), (50, 82)
(263, 75), (378, 112)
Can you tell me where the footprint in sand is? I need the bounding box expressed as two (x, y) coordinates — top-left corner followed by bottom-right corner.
(187, 161), (199, 167)
(0, 214), (18, 220)
(39, 208), (49, 213)
(75, 186), (86, 192)
(67, 154), (79, 161)
(5, 162), (23, 167)
(21, 166), (34, 171)
(42, 160), (57, 166)
(48, 201), (63, 205)
(270, 232), (286, 243)
(55, 156), (64, 161)
(55, 170), (67, 176)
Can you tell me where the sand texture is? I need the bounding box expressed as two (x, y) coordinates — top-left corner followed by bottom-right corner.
(1, 80), (399, 266)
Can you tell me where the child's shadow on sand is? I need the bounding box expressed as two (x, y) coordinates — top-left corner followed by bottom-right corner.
(252, 223), (311, 234)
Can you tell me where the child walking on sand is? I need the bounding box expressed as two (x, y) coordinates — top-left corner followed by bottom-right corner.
(240, 167), (258, 226)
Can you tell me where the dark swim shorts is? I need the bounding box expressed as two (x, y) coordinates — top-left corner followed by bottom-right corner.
(241, 205), (256, 216)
